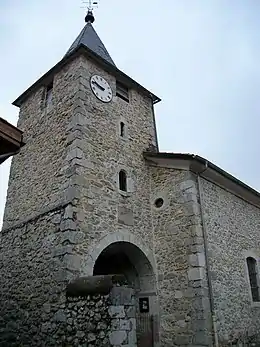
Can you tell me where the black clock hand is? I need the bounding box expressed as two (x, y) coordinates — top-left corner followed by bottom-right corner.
(93, 81), (105, 91)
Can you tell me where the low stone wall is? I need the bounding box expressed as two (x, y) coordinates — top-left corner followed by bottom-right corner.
(60, 275), (137, 347)
(0, 275), (137, 346)
(62, 294), (111, 346)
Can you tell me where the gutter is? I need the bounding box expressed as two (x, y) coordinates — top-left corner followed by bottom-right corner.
(13, 44), (161, 107)
(0, 150), (20, 165)
(194, 159), (219, 347)
(143, 152), (260, 204)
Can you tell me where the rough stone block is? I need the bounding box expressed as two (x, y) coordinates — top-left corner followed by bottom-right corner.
(59, 230), (84, 245)
(67, 130), (83, 144)
(190, 225), (203, 237)
(64, 204), (74, 219)
(108, 306), (126, 318)
(176, 320), (187, 328)
(63, 254), (81, 271)
(192, 331), (210, 345)
(67, 274), (126, 296)
(63, 186), (81, 201)
(128, 328), (137, 345)
(129, 318), (136, 331)
(110, 287), (135, 305)
(109, 331), (127, 345)
(118, 207), (134, 226)
(67, 138), (85, 149)
(71, 158), (94, 168)
(125, 306), (136, 318)
(192, 236), (204, 246)
(87, 333), (96, 342)
(111, 319), (120, 330)
(191, 319), (208, 331)
(189, 253), (206, 267)
(190, 279), (203, 288)
(60, 219), (77, 231)
(52, 245), (74, 257)
(174, 335), (192, 345)
(66, 148), (84, 162)
(174, 290), (183, 299)
(67, 113), (90, 130)
(51, 213), (61, 224)
(188, 267), (205, 281)
(69, 175), (88, 187)
(190, 244), (204, 253)
(120, 319), (131, 331)
(180, 180), (196, 192)
(52, 310), (66, 322)
(43, 303), (51, 313)
(193, 297), (210, 311)
(193, 287), (209, 297)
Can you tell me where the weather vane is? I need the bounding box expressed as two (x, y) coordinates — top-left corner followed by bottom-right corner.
(81, 0), (98, 11)
(81, 0), (98, 23)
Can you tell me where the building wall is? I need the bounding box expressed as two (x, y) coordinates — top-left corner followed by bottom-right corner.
(0, 57), (89, 344)
(150, 167), (212, 347)
(200, 177), (260, 345)
(0, 52), (159, 345)
(0, 207), (68, 346)
(2, 58), (81, 229)
(64, 55), (158, 282)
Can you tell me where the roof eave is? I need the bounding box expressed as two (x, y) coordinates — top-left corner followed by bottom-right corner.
(143, 152), (260, 208)
(13, 44), (161, 107)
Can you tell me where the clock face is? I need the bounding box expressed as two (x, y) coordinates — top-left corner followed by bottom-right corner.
(90, 75), (112, 103)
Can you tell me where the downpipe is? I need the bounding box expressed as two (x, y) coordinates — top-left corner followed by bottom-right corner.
(196, 159), (219, 347)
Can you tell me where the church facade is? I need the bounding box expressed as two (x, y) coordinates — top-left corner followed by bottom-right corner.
(1, 10), (260, 347)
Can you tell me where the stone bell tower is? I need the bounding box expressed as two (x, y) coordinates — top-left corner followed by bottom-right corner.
(0, 7), (161, 346)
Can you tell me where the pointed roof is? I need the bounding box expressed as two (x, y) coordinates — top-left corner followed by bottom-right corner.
(65, 11), (115, 66)
(12, 10), (161, 107)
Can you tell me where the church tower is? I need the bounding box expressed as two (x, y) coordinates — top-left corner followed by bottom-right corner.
(0, 7), (162, 347)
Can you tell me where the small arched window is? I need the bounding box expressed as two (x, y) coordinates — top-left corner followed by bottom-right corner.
(45, 82), (53, 107)
(120, 122), (125, 137)
(119, 170), (127, 192)
(246, 257), (260, 302)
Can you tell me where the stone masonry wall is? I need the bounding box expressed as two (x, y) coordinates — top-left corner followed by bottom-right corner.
(2, 57), (81, 229)
(0, 50), (156, 346)
(109, 286), (137, 347)
(61, 55), (158, 280)
(200, 178), (260, 346)
(0, 207), (69, 346)
(150, 167), (213, 347)
(61, 294), (111, 346)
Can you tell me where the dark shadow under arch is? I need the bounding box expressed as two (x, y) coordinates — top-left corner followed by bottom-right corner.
(93, 241), (155, 293)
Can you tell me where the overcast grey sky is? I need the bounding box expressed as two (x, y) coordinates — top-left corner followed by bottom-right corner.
(1, 0), (260, 227)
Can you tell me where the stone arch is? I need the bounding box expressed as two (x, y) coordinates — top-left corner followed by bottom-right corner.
(84, 232), (160, 343)
(86, 231), (157, 280)
(93, 241), (156, 293)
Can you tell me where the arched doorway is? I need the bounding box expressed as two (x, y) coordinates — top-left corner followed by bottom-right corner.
(93, 241), (155, 294)
(93, 241), (159, 346)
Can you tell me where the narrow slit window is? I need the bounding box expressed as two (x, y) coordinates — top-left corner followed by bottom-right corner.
(246, 257), (260, 302)
(119, 170), (127, 192)
(45, 82), (53, 107)
(120, 122), (125, 137)
(116, 81), (129, 102)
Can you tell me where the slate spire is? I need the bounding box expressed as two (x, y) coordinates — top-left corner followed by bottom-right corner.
(65, 9), (116, 66)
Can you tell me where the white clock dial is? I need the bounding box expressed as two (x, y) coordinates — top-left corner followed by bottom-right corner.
(90, 75), (112, 103)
